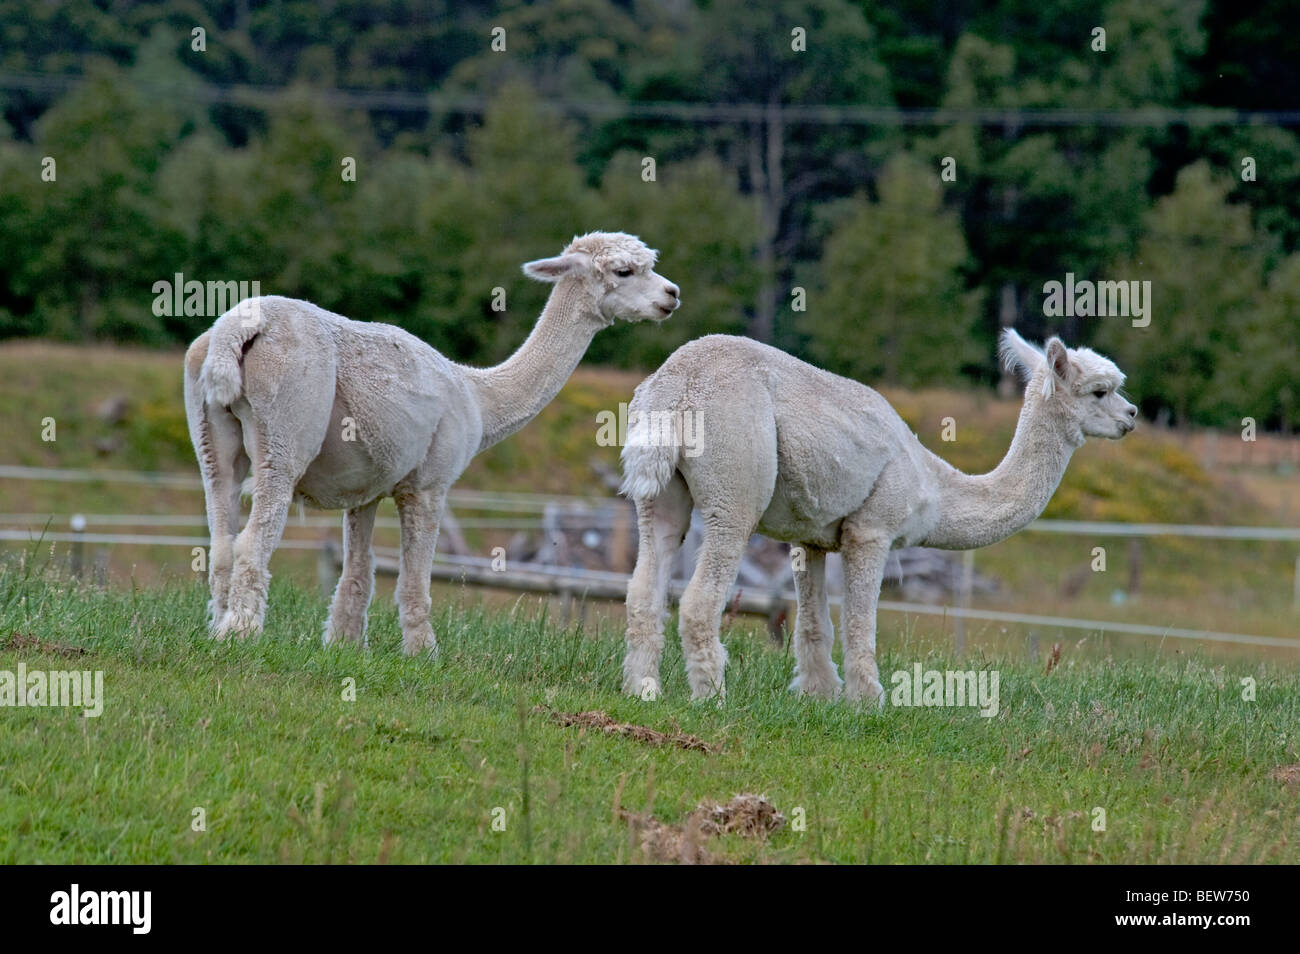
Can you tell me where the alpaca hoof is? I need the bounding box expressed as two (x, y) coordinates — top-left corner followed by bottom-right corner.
(684, 644), (728, 702)
(688, 680), (725, 703)
(322, 624), (367, 648)
(622, 649), (663, 699)
(789, 671), (843, 699)
(401, 625), (438, 657)
(211, 612), (260, 643)
(623, 674), (661, 701)
(844, 676), (884, 708)
(206, 601), (227, 631)
(210, 605), (261, 642)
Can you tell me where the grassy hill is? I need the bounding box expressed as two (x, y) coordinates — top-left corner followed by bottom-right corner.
(1, 569), (1297, 864)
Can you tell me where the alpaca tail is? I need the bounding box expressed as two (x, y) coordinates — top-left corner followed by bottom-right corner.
(619, 395), (683, 501)
(198, 299), (270, 406)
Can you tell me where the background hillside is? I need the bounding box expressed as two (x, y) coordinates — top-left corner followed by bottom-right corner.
(3, 341), (1296, 648)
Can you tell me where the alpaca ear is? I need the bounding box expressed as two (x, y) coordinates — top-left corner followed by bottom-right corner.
(998, 328), (1045, 379)
(1039, 337), (1071, 397)
(1045, 338), (1071, 380)
(522, 252), (585, 283)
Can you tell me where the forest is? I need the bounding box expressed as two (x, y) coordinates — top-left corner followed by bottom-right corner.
(0, 0), (1297, 429)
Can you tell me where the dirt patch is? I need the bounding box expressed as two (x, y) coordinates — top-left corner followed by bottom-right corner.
(1270, 764), (1300, 788)
(620, 808), (719, 863)
(696, 793), (786, 837)
(5, 632), (91, 658)
(618, 794), (786, 864)
(537, 707), (719, 753)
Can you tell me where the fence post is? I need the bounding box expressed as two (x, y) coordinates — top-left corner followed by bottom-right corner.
(318, 539), (337, 597)
(1127, 538), (1142, 594)
(70, 513), (86, 579)
(954, 549), (974, 655)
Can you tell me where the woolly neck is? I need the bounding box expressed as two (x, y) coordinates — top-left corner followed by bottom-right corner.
(466, 276), (606, 452)
(919, 371), (1080, 550)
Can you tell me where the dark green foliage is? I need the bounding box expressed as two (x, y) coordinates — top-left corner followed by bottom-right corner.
(0, 1), (1295, 425)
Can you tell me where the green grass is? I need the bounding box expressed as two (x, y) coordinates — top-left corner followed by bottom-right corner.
(2, 556), (1298, 864)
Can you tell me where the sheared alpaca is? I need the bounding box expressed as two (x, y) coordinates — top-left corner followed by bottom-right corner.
(620, 330), (1135, 703)
(184, 232), (679, 653)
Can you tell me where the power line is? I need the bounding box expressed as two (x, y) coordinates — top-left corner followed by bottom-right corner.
(2, 70), (1299, 127)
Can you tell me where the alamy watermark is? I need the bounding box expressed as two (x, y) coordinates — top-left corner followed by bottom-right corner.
(889, 665), (1000, 717)
(151, 272), (262, 320)
(1042, 273), (1151, 328)
(596, 402), (704, 458)
(50, 884), (150, 934)
(1, 665), (104, 717)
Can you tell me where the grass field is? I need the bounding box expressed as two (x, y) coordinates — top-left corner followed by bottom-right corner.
(2, 555), (1298, 864)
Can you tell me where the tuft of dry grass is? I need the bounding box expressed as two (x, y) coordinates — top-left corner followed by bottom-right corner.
(619, 794), (785, 864)
(5, 631), (91, 657)
(1269, 764), (1300, 789)
(537, 706), (719, 753)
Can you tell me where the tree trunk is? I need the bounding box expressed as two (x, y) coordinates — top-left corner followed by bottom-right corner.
(747, 98), (784, 343)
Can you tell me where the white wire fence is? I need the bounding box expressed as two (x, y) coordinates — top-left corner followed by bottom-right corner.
(2, 464), (1298, 650)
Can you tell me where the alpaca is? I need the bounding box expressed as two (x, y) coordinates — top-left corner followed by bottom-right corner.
(184, 231), (679, 653)
(620, 330), (1135, 703)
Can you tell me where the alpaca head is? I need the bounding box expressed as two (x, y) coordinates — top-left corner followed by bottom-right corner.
(521, 231), (680, 324)
(1000, 329), (1137, 443)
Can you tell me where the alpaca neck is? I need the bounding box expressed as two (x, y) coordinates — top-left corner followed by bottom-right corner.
(468, 277), (606, 452)
(921, 379), (1080, 550)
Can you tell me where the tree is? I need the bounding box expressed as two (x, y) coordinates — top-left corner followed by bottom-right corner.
(594, 0), (893, 346)
(590, 151), (759, 369)
(803, 154), (982, 387)
(1096, 161), (1267, 425)
(1234, 253), (1300, 432)
(23, 58), (191, 342)
(444, 84), (598, 362)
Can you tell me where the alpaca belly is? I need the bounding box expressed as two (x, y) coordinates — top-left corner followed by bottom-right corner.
(295, 459), (386, 510)
(293, 380), (438, 509)
(758, 486), (848, 549)
(295, 431), (407, 510)
(757, 512), (843, 549)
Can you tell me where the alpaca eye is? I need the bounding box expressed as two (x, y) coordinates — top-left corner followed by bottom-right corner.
(1093, 389), (1107, 398)
(614, 267), (634, 278)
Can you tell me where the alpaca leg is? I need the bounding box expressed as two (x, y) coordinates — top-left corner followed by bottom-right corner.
(322, 499), (380, 647)
(201, 411), (246, 629)
(622, 472), (691, 698)
(839, 526), (891, 706)
(213, 446), (250, 623)
(394, 489), (444, 657)
(672, 408), (776, 700)
(677, 526), (749, 701)
(788, 547), (842, 698)
(184, 336), (248, 630)
(215, 470), (294, 641)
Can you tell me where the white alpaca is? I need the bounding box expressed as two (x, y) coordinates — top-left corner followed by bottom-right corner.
(184, 232), (679, 653)
(620, 330), (1136, 703)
